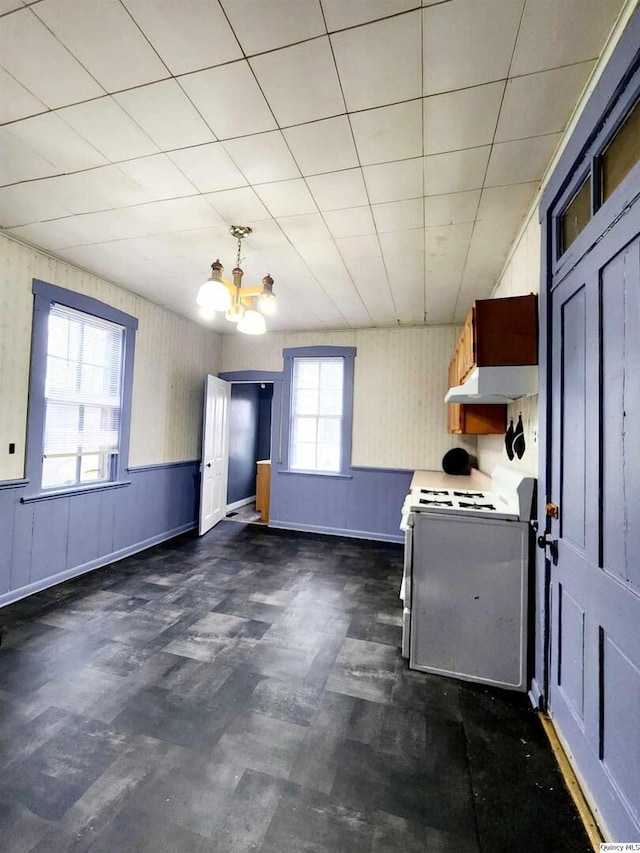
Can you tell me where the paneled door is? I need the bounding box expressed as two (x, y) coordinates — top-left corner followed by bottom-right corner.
(548, 209), (640, 839)
(199, 375), (230, 536)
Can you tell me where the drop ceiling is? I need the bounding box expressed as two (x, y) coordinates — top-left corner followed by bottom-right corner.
(0, 0), (625, 332)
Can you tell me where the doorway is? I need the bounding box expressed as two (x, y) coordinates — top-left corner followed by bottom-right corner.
(225, 382), (273, 525)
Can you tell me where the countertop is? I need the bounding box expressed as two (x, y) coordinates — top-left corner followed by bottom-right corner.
(410, 468), (492, 492)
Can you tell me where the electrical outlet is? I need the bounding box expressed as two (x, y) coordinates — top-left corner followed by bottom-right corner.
(9, 443), (15, 454)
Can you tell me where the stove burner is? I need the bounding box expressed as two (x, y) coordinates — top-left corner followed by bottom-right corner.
(458, 501), (496, 511)
(453, 491), (485, 498)
(420, 489), (449, 496)
(419, 499), (453, 507)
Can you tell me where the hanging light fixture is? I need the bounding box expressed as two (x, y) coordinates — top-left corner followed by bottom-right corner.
(196, 225), (277, 335)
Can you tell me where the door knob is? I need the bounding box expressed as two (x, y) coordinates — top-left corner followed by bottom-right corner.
(537, 533), (558, 564)
(206, 462), (212, 468)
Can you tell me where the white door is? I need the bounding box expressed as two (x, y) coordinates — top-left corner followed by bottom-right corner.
(199, 374), (230, 536)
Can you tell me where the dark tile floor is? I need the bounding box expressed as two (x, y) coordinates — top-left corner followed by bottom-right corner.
(0, 522), (591, 852)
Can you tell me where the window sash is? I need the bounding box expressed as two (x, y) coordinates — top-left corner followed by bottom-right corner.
(290, 358), (344, 472)
(42, 303), (124, 488)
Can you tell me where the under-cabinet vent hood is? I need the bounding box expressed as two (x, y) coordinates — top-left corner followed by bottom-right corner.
(445, 365), (538, 404)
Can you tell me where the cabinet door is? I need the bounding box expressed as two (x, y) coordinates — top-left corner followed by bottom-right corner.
(459, 307), (476, 382)
(447, 356), (462, 433)
(475, 294), (538, 366)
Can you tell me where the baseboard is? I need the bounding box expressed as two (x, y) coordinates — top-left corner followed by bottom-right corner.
(0, 522), (196, 609)
(538, 713), (605, 851)
(269, 519), (404, 544)
(226, 495), (257, 512)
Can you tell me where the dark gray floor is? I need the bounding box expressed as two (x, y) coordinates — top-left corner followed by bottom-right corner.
(0, 522), (590, 852)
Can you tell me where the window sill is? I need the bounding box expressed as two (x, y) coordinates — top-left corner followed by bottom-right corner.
(277, 469), (353, 480)
(20, 479), (132, 503)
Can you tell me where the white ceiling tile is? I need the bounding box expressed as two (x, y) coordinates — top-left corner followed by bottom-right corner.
(324, 206), (376, 239)
(424, 283), (458, 325)
(277, 213), (331, 243)
(0, 181), (75, 227)
(0, 1), (25, 12)
(386, 251), (425, 322)
(220, 0), (325, 54)
(0, 8), (104, 107)
(476, 182), (539, 221)
(495, 62), (594, 143)
(0, 66), (47, 123)
(511, 0), (624, 76)
(114, 80), (215, 151)
(424, 146), (491, 196)
(8, 217), (104, 250)
(283, 117), (358, 176)
(5, 113), (109, 173)
(178, 62), (277, 139)
(58, 97), (159, 162)
(118, 154), (199, 201)
(254, 179), (317, 218)
(107, 196), (224, 238)
(423, 0), (524, 95)
(350, 101), (422, 166)
(363, 158), (423, 204)
(425, 222), (474, 263)
(243, 218), (289, 250)
(307, 169), (368, 211)
(250, 38), (344, 126)
(424, 190), (481, 227)
(33, 0), (169, 92)
(379, 228), (424, 256)
(465, 216), (523, 273)
(47, 166), (154, 214)
(205, 187), (272, 225)
(372, 198), (423, 233)
(168, 143), (248, 193)
(485, 134), (562, 186)
(331, 12), (422, 111)
(123, 0), (242, 75)
(323, 0), (416, 31)
(335, 234), (381, 262)
(222, 132), (300, 185)
(0, 127), (60, 185)
(424, 81), (505, 155)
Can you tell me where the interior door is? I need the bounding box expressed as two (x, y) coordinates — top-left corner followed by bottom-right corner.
(199, 374), (230, 536)
(548, 212), (640, 839)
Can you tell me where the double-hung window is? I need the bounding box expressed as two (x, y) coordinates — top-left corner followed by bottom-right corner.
(42, 304), (124, 489)
(285, 347), (355, 475)
(26, 280), (138, 497)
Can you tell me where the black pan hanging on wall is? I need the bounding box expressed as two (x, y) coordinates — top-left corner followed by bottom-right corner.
(513, 413), (525, 460)
(505, 418), (515, 460)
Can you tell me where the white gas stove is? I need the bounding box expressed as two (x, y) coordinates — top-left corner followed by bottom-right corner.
(400, 466), (537, 692)
(401, 467), (535, 525)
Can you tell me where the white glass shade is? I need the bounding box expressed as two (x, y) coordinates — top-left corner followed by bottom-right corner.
(196, 278), (232, 312)
(237, 309), (267, 335)
(225, 303), (245, 323)
(258, 292), (277, 315)
(198, 303), (217, 320)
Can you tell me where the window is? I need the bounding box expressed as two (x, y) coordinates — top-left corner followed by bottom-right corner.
(600, 96), (640, 203)
(559, 174), (591, 255)
(26, 280), (138, 497)
(290, 358), (344, 472)
(283, 346), (355, 475)
(42, 304), (124, 489)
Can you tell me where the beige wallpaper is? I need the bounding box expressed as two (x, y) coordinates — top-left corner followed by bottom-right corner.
(476, 212), (541, 477)
(0, 233), (221, 480)
(220, 324), (476, 471)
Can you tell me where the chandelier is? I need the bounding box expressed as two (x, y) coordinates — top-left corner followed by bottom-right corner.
(196, 225), (276, 335)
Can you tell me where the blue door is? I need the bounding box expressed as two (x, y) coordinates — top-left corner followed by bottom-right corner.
(548, 206), (640, 839)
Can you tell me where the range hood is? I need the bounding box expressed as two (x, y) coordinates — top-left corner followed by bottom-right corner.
(444, 365), (538, 404)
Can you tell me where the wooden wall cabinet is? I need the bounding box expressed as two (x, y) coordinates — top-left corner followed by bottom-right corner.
(447, 294), (537, 435)
(256, 460), (271, 522)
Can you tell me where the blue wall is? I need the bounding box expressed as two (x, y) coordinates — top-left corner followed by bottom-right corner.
(0, 461), (198, 608)
(227, 384), (261, 505)
(257, 384), (273, 462)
